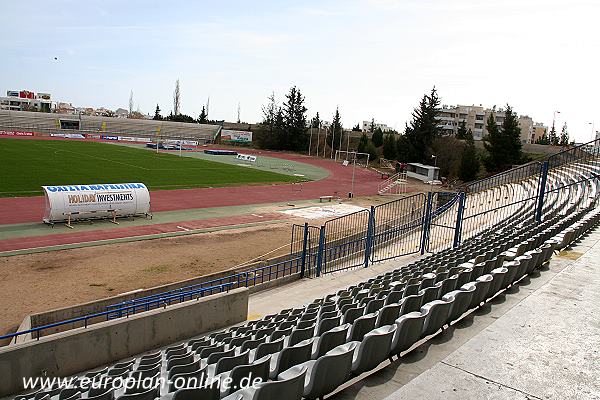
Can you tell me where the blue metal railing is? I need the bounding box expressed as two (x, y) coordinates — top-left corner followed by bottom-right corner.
(0, 256), (302, 343)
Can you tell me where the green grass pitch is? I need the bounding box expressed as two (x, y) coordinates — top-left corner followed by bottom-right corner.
(0, 139), (304, 197)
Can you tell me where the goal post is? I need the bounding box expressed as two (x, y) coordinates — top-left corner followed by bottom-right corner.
(334, 150), (370, 168)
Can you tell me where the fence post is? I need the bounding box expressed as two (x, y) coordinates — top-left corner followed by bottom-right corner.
(535, 161), (549, 223)
(420, 192), (433, 255)
(316, 226), (325, 277)
(364, 206), (375, 268)
(300, 223), (309, 278)
(453, 192), (466, 248)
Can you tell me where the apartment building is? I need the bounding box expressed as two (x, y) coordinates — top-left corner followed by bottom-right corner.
(0, 90), (52, 113)
(436, 104), (541, 144)
(361, 120), (394, 132)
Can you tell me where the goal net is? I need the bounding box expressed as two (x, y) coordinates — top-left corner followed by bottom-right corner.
(334, 150), (371, 168)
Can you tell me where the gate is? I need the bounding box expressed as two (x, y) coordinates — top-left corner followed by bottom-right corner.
(321, 209), (371, 274)
(291, 223), (321, 278)
(370, 193), (427, 262)
(425, 191), (461, 252)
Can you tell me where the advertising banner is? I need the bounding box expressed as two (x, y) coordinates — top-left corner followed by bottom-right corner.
(236, 154), (257, 162)
(221, 130), (252, 143)
(0, 130), (34, 136)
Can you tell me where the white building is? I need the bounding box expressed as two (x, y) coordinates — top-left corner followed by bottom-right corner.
(0, 90), (52, 113)
(361, 120), (393, 132)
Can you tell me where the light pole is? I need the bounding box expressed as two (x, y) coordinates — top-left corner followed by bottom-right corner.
(308, 125), (313, 156)
(589, 122), (595, 142)
(551, 110), (560, 141)
(330, 124), (335, 159)
(431, 154), (437, 187)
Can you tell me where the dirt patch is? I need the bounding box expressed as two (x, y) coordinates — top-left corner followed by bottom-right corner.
(0, 223), (292, 336)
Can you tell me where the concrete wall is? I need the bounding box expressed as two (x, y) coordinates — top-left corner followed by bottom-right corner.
(0, 288), (248, 397)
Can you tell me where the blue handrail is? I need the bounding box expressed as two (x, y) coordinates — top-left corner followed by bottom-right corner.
(0, 256), (303, 343)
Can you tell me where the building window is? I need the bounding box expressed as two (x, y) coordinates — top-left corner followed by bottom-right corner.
(476, 115), (484, 120)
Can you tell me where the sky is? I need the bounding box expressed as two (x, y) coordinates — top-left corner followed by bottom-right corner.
(1, 0), (599, 142)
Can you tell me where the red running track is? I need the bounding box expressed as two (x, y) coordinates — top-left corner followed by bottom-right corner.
(0, 146), (386, 225)
(0, 213), (290, 252)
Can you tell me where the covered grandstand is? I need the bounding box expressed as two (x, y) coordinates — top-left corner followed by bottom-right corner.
(0, 110), (222, 144)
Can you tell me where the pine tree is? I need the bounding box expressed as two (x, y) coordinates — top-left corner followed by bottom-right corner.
(382, 133), (397, 159)
(456, 120), (468, 140)
(372, 127), (384, 147)
(153, 104), (162, 120)
(559, 122), (569, 146)
(402, 87), (441, 163)
(311, 112), (321, 128)
(369, 118), (375, 133)
(281, 86), (308, 151)
(549, 125), (559, 146)
(198, 106), (207, 124)
(357, 133), (369, 154)
(483, 113), (504, 171)
(501, 105), (523, 164)
(459, 143), (480, 182)
(326, 108), (343, 152)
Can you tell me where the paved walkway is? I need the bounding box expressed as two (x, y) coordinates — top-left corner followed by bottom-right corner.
(247, 227), (600, 400)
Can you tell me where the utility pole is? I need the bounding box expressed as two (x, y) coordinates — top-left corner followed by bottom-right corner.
(308, 125), (313, 156)
(237, 103), (241, 123)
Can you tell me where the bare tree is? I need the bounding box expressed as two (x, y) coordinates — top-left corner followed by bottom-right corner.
(173, 79), (181, 115)
(128, 90), (134, 117)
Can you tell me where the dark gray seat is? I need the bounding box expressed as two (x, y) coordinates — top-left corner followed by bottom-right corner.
(342, 306), (364, 325)
(365, 298), (385, 314)
(208, 349), (250, 377)
(390, 311), (426, 357)
(219, 355), (272, 397)
(288, 325), (315, 346)
(376, 303), (401, 328)
(269, 337), (315, 379)
(400, 293), (424, 314)
(443, 286), (475, 323)
(312, 323), (350, 358)
(166, 353), (194, 370)
(222, 365), (307, 400)
(421, 299), (453, 337)
(167, 360), (201, 380)
(171, 386), (219, 400)
(254, 336), (285, 360)
(315, 316), (341, 336)
(347, 312), (377, 342)
(350, 324), (397, 375)
(278, 342), (357, 400)
(168, 366), (207, 392)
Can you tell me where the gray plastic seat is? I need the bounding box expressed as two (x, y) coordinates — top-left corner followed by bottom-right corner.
(419, 282), (442, 304)
(421, 299), (452, 337)
(168, 367), (207, 392)
(167, 353), (194, 370)
(468, 275), (493, 308)
(270, 326), (292, 342)
(390, 311), (426, 357)
(316, 316), (341, 336)
(58, 389), (81, 400)
(198, 344), (226, 359)
(118, 386), (159, 400)
(223, 365), (307, 400)
(171, 386), (219, 400)
(342, 306), (364, 325)
(365, 298), (385, 314)
(400, 293), (424, 314)
(219, 355), (272, 397)
(240, 337), (267, 353)
(86, 389), (113, 400)
(384, 290), (404, 305)
(204, 348), (236, 368)
(443, 286), (475, 323)
(168, 360), (201, 380)
(254, 336), (285, 360)
(208, 349), (250, 377)
(269, 337), (315, 379)
(278, 342), (357, 400)
(376, 303), (401, 328)
(348, 312), (377, 342)
(288, 325), (315, 346)
(312, 323), (350, 358)
(350, 324), (397, 375)
(489, 267), (509, 297)
(296, 317), (317, 330)
(502, 260), (521, 288)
